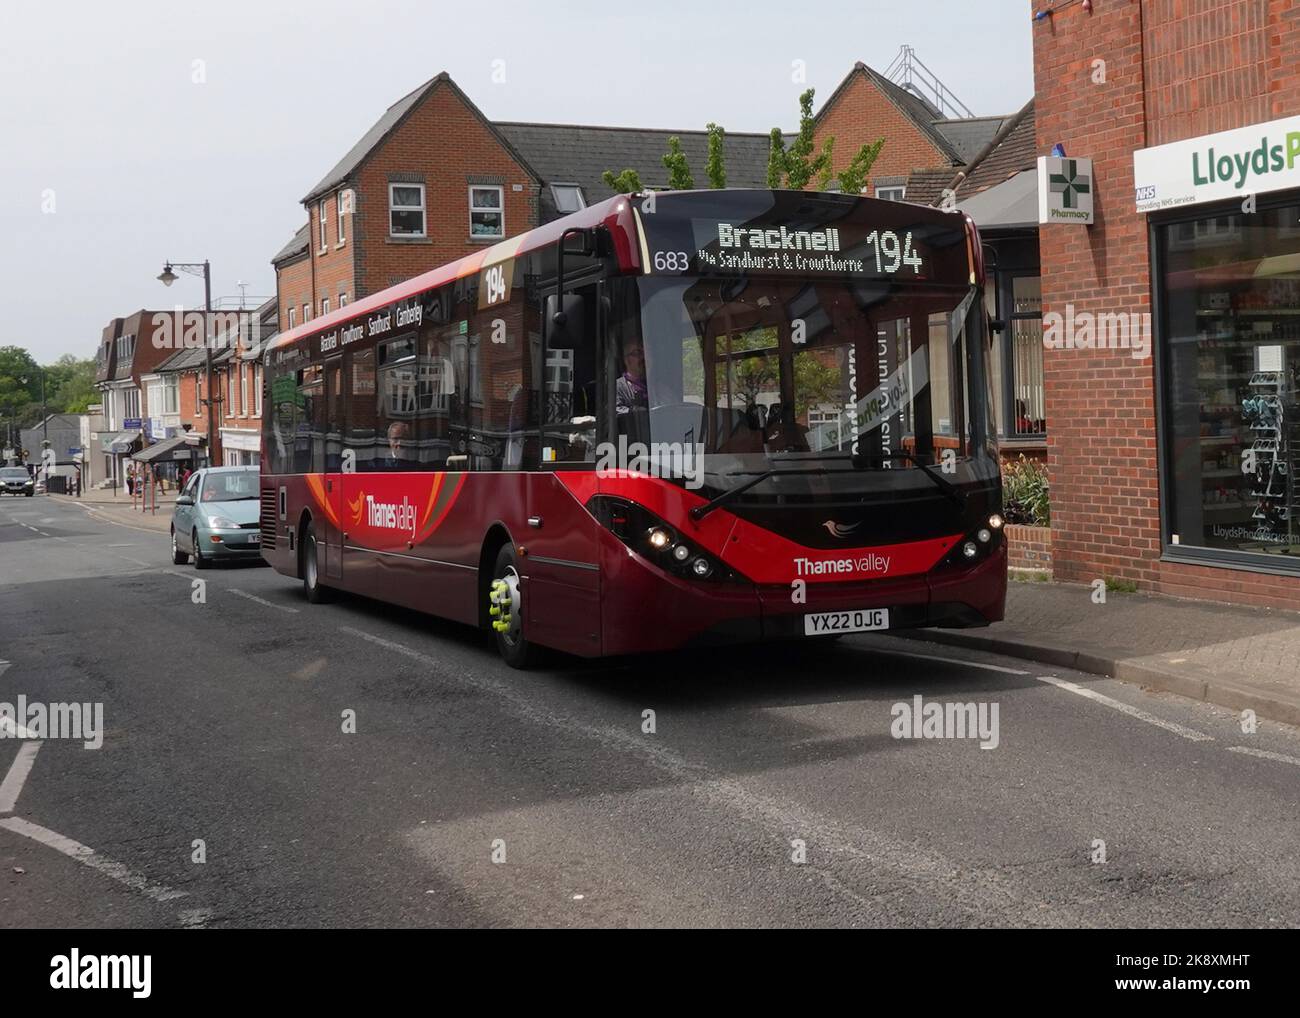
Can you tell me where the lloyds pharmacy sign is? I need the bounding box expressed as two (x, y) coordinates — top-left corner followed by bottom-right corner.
(1037, 156), (1094, 225)
(1133, 114), (1300, 213)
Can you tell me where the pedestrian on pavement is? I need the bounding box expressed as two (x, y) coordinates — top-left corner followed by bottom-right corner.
(126, 467), (135, 496)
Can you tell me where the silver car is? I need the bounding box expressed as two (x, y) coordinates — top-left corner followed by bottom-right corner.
(1, 466), (35, 496)
(170, 466), (263, 568)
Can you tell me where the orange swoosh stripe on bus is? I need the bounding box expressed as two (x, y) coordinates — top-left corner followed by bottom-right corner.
(304, 474), (339, 529)
(418, 472), (465, 540)
(419, 473), (445, 529)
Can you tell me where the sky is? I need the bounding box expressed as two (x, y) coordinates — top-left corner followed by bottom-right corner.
(0, 0), (1034, 362)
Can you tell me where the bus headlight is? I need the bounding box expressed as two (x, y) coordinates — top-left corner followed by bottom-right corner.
(988, 513), (1005, 530)
(962, 541), (979, 559)
(587, 495), (746, 583)
(976, 528), (992, 543)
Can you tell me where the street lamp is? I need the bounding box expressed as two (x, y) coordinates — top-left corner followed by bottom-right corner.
(156, 260), (218, 466)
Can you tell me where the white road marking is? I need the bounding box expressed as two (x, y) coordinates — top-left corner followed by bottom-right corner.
(878, 648), (1030, 675)
(0, 715), (40, 740)
(0, 816), (188, 903)
(1035, 674), (1214, 742)
(0, 741), (42, 813)
(228, 589), (299, 613)
(1228, 745), (1300, 767)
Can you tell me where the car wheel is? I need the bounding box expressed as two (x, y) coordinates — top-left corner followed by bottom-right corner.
(193, 529), (211, 570)
(488, 543), (538, 669)
(171, 528), (189, 565)
(24, 491), (32, 497)
(301, 522), (333, 603)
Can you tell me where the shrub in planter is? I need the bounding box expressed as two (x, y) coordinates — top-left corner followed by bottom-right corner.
(1002, 455), (1049, 527)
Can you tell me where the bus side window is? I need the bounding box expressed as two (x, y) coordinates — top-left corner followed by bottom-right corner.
(297, 365), (323, 474)
(345, 347), (378, 471)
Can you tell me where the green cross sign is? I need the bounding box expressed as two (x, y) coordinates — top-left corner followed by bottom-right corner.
(1049, 159), (1092, 209)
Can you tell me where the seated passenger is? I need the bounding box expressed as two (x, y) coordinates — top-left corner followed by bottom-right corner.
(615, 339), (649, 416)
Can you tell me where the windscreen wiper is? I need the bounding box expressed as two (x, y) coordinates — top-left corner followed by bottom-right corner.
(857, 450), (967, 508)
(689, 466), (832, 521)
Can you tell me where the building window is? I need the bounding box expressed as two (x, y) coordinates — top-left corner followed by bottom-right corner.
(162, 376), (179, 415)
(303, 304), (310, 323)
(339, 292), (348, 307)
(318, 199), (328, 252)
(389, 183), (426, 237)
(551, 183), (586, 214)
(1157, 198), (1300, 570)
(254, 364), (262, 417)
(288, 307), (296, 328)
(996, 274), (1045, 440)
(228, 367), (237, 412)
(195, 374), (203, 417)
(240, 365), (249, 416)
(875, 186), (906, 201)
(469, 185), (504, 238)
(337, 190), (346, 244)
(321, 297), (330, 316)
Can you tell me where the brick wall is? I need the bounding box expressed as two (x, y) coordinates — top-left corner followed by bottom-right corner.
(1032, 0), (1300, 609)
(308, 191), (356, 313)
(353, 83), (539, 298)
(1006, 524), (1052, 571)
(812, 67), (956, 195)
(276, 256), (313, 333)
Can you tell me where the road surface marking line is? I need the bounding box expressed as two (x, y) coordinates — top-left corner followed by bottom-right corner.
(0, 741), (42, 813)
(1228, 745), (1300, 767)
(0, 816), (188, 903)
(879, 649), (1030, 675)
(0, 715), (41, 740)
(228, 589), (299, 613)
(1035, 674), (1214, 742)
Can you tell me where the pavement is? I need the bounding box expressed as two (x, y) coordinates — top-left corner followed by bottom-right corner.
(2, 495), (1300, 928)
(913, 580), (1300, 728)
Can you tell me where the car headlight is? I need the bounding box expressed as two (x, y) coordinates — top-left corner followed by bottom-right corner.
(207, 515), (237, 529)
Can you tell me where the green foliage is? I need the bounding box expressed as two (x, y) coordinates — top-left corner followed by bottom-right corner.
(705, 123), (726, 189)
(836, 137), (886, 196)
(661, 137), (695, 191)
(1104, 577), (1138, 593)
(768, 89), (886, 194)
(766, 129), (786, 188)
(602, 168), (643, 193)
(0, 348), (98, 432)
(781, 89), (829, 190)
(1001, 454), (1050, 527)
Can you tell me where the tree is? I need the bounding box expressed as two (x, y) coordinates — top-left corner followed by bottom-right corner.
(0, 346), (40, 430)
(602, 168), (644, 193)
(705, 123), (727, 189)
(768, 88), (886, 194)
(661, 137), (695, 190)
(45, 354), (98, 414)
(766, 129), (786, 188)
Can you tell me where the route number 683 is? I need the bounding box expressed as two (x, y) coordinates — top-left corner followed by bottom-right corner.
(653, 250), (689, 271)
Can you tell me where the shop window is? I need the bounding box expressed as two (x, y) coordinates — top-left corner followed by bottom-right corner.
(1158, 200), (1300, 568)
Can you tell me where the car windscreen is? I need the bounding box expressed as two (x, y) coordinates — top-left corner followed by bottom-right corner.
(1, 469), (30, 480)
(200, 471), (259, 502)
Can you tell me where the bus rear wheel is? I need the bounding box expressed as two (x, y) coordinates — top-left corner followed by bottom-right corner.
(302, 522), (334, 604)
(488, 544), (536, 669)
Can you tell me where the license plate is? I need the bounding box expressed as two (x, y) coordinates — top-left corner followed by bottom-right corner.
(245, 534), (259, 544)
(804, 608), (889, 636)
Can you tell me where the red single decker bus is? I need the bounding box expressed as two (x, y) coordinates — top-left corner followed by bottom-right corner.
(260, 189), (1005, 666)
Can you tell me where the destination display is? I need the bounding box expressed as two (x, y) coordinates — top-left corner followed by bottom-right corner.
(636, 191), (969, 283)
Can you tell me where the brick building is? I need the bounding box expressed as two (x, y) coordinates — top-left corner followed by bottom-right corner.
(94, 310), (180, 485)
(1032, 0), (1300, 608)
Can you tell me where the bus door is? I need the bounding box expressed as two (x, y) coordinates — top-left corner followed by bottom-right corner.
(525, 279), (603, 655)
(323, 356), (344, 580)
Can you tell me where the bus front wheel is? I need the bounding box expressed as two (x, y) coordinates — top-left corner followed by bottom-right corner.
(489, 544), (537, 669)
(302, 522), (334, 604)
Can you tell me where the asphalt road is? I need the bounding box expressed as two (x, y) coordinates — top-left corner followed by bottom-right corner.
(1, 495), (1298, 928)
